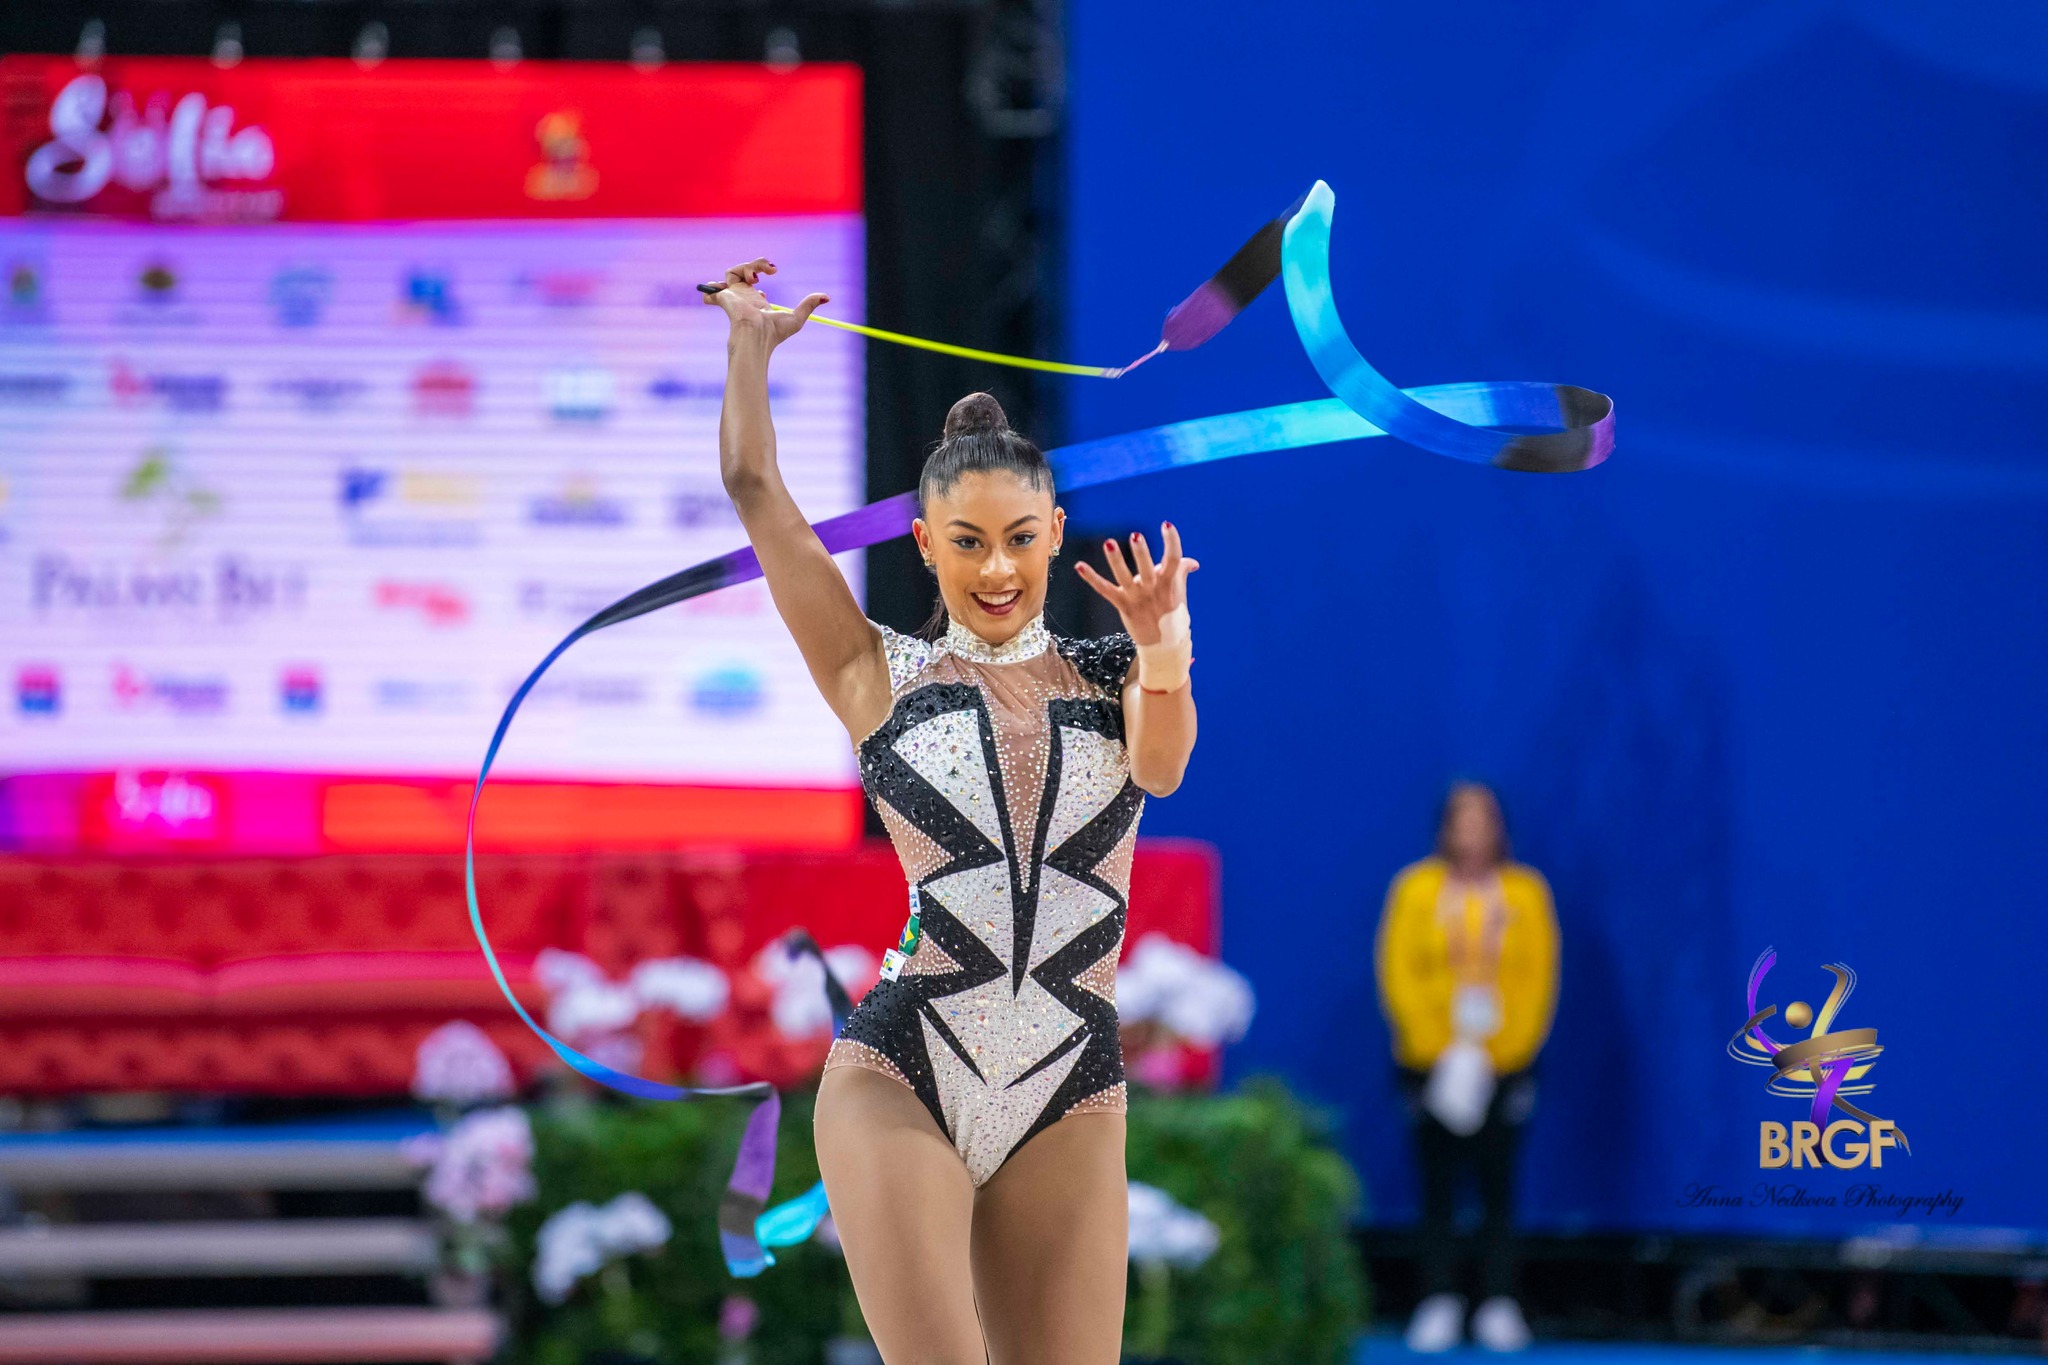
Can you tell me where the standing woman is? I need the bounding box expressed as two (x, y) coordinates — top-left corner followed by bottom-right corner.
(706, 260), (1199, 1365)
(1375, 782), (1560, 1354)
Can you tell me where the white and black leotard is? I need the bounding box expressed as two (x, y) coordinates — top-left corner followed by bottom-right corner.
(824, 611), (1141, 1184)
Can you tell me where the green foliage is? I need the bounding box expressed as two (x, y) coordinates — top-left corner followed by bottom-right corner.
(506, 1078), (1368, 1365)
(1123, 1078), (1371, 1365)
(505, 1090), (849, 1365)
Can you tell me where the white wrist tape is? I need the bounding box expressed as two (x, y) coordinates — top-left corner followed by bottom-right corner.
(1135, 603), (1192, 692)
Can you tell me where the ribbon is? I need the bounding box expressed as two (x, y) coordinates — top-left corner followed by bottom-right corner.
(724, 930), (851, 1276)
(749, 194), (1308, 378)
(763, 309), (1138, 378)
(466, 178), (1614, 1276)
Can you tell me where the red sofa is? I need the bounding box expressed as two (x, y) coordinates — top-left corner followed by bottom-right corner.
(0, 842), (1218, 1095)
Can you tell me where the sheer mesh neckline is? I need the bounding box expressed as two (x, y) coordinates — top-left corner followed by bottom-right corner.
(941, 612), (1051, 664)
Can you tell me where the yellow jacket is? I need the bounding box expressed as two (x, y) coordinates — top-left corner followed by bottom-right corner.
(1374, 856), (1559, 1074)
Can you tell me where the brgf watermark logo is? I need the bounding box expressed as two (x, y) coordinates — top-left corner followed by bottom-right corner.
(1726, 948), (1910, 1170)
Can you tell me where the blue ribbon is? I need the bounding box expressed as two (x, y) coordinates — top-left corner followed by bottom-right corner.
(464, 178), (1613, 1277)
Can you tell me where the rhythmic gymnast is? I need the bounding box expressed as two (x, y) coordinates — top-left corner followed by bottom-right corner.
(705, 257), (1199, 1365)
(467, 180), (1607, 1339)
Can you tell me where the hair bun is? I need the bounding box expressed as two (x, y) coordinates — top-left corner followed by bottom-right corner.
(943, 392), (1010, 439)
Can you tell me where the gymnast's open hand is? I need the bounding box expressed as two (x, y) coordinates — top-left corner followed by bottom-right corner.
(1075, 522), (1199, 647)
(701, 258), (829, 348)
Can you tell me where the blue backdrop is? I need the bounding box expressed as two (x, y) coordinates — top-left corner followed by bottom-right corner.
(1062, 1), (2047, 1240)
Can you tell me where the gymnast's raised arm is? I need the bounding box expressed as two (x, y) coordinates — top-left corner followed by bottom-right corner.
(704, 258), (893, 743)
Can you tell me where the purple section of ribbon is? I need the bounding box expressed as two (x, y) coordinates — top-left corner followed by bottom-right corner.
(729, 1089), (783, 1202)
(715, 1090), (784, 1278)
(817, 490), (918, 555)
(701, 491), (916, 593)
(1161, 279), (1238, 353)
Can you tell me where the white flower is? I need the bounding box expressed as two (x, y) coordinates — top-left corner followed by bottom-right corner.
(1126, 1181), (1220, 1269)
(408, 1106), (536, 1225)
(535, 947), (606, 995)
(547, 979), (640, 1039)
(532, 1203), (603, 1304)
(1115, 934), (1255, 1047)
(412, 1020), (516, 1106)
(532, 1192), (673, 1304)
(539, 948), (731, 1042)
(754, 941), (876, 1039)
(631, 957), (729, 1022)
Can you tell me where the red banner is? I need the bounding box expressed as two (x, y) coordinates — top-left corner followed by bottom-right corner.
(0, 56), (861, 222)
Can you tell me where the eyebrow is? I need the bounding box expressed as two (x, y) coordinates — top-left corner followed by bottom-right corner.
(946, 514), (1042, 532)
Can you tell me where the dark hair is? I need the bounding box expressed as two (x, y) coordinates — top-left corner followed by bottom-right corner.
(917, 393), (1052, 515)
(1434, 781), (1511, 867)
(915, 393), (1056, 639)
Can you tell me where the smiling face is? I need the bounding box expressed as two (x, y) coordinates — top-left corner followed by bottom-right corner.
(911, 469), (1065, 643)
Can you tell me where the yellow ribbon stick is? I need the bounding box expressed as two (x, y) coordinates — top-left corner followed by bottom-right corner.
(764, 304), (1160, 378)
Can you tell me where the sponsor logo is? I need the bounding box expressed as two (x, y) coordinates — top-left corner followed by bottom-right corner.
(119, 446), (222, 547)
(280, 666), (322, 713)
(515, 579), (630, 619)
(411, 361), (476, 416)
(514, 269), (603, 309)
(268, 374), (366, 412)
(4, 259), (50, 322)
(17, 665), (60, 715)
(373, 578), (471, 626)
(514, 578), (765, 620)
(528, 475), (628, 527)
(543, 367), (614, 422)
(397, 268), (464, 325)
(268, 264), (331, 327)
(670, 483), (741, 530)
(111, 361), (227, 412)
(689, 664), (765, 718)
(117, 259), (200, 324)
(648, 375), (789, 404)
(25, 73), (280, 221)
(525, 111), (597, 202)
(112, 663), (229, 714)
(33, 552), (308, 618)
(339, 467), (483, 547)
(1728, 948), (1910, 1169)
(341, 467), (480, 509)
(106, 771), (224, 837)
(0, 372), (70, 404)
(373, 678), (472, 712)
(512, 674), (649, 709)
(138, 260), (179, 300)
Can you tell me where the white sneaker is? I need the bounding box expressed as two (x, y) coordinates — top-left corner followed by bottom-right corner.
(1405, 1292), (1467, 1353)
(1471, 1295), (1531, 1352)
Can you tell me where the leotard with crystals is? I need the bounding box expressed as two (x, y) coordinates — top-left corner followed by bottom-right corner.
(824, 611), (1141, 1185)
